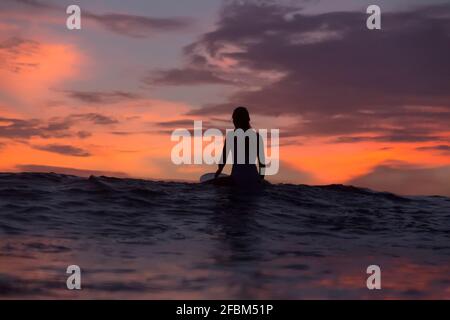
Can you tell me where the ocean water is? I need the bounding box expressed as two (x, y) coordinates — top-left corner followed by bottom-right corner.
(0, 172), (449, 299)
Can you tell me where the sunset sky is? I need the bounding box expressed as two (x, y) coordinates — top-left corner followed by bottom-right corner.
(0, 0), (449, 196)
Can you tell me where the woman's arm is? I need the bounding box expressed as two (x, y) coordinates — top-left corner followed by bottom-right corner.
(215, 139), (227, 178)
(257, 133), (266, 180)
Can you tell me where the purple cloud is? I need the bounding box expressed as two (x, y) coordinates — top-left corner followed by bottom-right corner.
(0, 113), (117, 140)
(151, 1), (450, 140)
(63, 90), (140, 105)
(2, 0), (194, 38)
(33, 144), (91, 157)
(144, 68), (234, 86)
(416, 145), (450, 154)
(85, 12), (193, 38)
(16, 164), (129, 178)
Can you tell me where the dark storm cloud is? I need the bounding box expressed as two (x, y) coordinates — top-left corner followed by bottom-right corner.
(33, 144), (91, 157)
(2, 0), (193, 38)
(63, 90), (140, 104)
(155, 1), (450, 138)
(348, 162), (450, 196)
(16, 164), (129, 178)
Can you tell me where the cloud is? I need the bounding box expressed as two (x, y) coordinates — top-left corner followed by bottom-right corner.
(1, 0), (193, 38)
(416, 145), (450, 155)
(347, 162), (450, 196)
(33, 144), (91, 157)
(63, 90), (140, 104)
(154, 1), (450, 140)
(11, 0), (52, 8)
(110, 131), (138, 136)
(16, 164), (129, 178)
(155, 119), (200, 128)
(332, 134), (444, 144)
(0, 113), (117, 140)
(144, 68), (234, 86)
(0, 36), (82, 100)
(0, 37), (40, 73)
(154, 119), (218, 129)
(77, 131), (92, 139)
(153, 118), (225, 136)
(67, 113), (119, 125)
(84, 12), (193, 38)
(0, 117), (70, 139)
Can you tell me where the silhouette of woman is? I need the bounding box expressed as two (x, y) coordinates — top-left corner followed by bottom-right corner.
(214, 106), (266, 186)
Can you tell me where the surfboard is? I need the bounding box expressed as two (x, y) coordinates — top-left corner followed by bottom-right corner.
(199, 173), (229, 183)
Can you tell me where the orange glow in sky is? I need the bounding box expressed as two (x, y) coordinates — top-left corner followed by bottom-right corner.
(0, 2), (449, 196)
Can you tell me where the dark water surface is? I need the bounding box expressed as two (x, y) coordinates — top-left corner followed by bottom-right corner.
(0, 172), (449, 299)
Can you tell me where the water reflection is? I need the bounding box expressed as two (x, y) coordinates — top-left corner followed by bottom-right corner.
(0, 235), (449, 299)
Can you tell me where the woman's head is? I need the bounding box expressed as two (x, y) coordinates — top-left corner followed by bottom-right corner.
(232, 106), (250, 130)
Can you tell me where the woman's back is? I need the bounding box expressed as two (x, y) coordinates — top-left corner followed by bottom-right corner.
(231, 163), (260, 186)
(214, 106), (266, 186)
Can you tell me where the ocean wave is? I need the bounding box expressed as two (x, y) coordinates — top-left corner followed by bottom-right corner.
(0, 172), (449, 299)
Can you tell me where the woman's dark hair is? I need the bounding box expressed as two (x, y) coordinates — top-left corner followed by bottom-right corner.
(232, 106), (251, 130)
